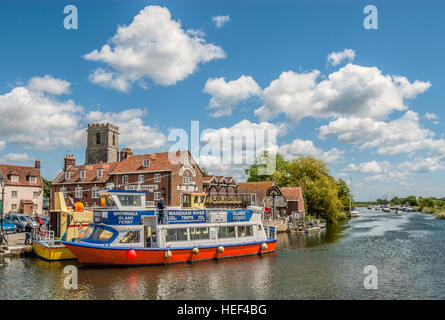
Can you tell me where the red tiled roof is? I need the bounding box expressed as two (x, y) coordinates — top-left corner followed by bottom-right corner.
(52, 162), (119, 184)
(0, 164), (42, 187)
(280, 187), (302, 201)
(203, 176), (215, 182)
(238, 181), (275, 201)
(109, 151), (192, 174)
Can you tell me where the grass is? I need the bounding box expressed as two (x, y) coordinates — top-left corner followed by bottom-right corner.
(434, 211), (445, 219)
(420, 207), (445, 219)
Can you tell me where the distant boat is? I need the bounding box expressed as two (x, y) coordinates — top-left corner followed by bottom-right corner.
(347, 178), (360, 218)
(348, 210), (361, 217)
(382, 207), (390, 212)
(406, 206), (413, 212)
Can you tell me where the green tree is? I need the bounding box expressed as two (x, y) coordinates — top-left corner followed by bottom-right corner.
(244, 151), (288, 182)
(281, 156), (343, 222)
(42, 177), (51, 199)
(419, 197), (435, 209)
(337, 178), (352, 211)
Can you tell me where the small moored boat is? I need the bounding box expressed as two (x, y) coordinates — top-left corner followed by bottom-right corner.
(63, 190), (277, 266)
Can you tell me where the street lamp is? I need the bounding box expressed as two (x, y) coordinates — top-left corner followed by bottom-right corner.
(0, 175), (6, 234)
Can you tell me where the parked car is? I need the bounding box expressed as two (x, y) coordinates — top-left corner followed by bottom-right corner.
(0, 218), (17, 234)
(5, 214), (38, 232)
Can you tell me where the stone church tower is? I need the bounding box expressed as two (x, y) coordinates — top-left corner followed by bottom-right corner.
(85, 123), (119, 164)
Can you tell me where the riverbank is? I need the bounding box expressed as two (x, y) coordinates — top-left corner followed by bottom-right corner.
(419, 207), (445, 219)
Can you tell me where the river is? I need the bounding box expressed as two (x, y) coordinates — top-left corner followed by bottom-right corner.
(1, 208), (444, 299)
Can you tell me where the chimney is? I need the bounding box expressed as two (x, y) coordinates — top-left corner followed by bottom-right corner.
(35, 160), (41, 169)
(119, 148), (133, 161)
(64, 154), (76, 170)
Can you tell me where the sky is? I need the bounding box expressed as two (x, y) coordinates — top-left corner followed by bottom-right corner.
(0, 0), (444, 201)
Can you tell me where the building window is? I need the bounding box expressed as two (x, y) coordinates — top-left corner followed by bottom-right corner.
(92, 187), (99, 199)
(28, 176), (37, 183)
(183, 176), (192, 185)
(34, 204), (38, 210)
(11, 204), (17, 211)
(9, 175), (18, 182)
(154, 192), (161, 200)
(75, 187), (83, 198)
(97, 169), (103, 179)
(96, 132), (101, 145)
(112, 134), (116, 146)
(61, 187), (67, 198)
(138, 174), (145, 184)
(80, 170), (86, 180)
(143, 159), (150, 167)
(122, 175), (128, 184)
(33, 191), (39, 198)
(11, 191), (18, 198)
(154, 174), (161, 183)
(184, 157), (190, 166)
(65, 171), (70, 180)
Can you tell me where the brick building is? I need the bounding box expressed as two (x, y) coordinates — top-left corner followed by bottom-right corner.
(51, 150), (204, 208)
(0, 161), (43, 215)
(238, 181), (305, 218)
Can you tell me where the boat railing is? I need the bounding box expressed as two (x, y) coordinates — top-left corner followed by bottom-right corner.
(264, 226), (276, 240)
(32, 227), (55, 245)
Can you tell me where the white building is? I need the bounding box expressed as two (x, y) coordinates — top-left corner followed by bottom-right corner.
(0, 161), (43, 215)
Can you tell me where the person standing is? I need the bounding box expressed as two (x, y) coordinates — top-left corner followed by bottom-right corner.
(24, 221), (33, 245)
(157, 197), (165, 224)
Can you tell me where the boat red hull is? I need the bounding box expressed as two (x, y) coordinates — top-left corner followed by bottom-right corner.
(64, 241), (277, 266)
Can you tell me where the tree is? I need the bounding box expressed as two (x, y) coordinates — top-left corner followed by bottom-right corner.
(245, 153), (344, 222)
(337, 179), (352, 211)
(244, 151), (288, 183)
(419, 198), (435, 209)
(42, 177), (51, 199)
(281, 156), (343, 222)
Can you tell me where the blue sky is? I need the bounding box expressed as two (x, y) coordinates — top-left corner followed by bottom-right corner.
(0, 0), (444, 200)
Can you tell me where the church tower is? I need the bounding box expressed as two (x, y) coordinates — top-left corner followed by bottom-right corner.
(85, 123), (119, 164)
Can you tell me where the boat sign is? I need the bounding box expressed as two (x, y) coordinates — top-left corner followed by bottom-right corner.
(167, 210), (207, 224)
(227, 210), (253, 222)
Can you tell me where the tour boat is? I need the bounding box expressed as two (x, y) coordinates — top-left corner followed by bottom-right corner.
(63, 190), (277, 266)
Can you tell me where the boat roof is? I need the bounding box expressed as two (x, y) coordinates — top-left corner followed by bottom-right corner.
(98, 189), (148, 194)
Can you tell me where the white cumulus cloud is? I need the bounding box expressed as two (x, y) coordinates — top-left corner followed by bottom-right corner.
(279, 139), (344, 163)
(0, 79), (84, 150)
(28, 75), (71, 95)
(0, 153), (32, 163)
(319, 110), (445, 155)
(255, 64), (431, 123)
(327, 48), (356, 66)
(86, 109), (167, 151)
(204, 75), (262, 117)
(212, 15), (230, 28)
(84, 6), (226, 91)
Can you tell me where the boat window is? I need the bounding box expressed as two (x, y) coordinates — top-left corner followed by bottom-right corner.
(194, 196), (199, 203)
(100, 194), (116, 207)
(165, 228), (188, 242)
(237, 225), (253, 237)
(118, 194), (142, 207)
(190, 227), (210, 240)
(83, 225), (117, 243)
(120, 230), (140, 244)
(81, 225), (95, 239)
(218, 226), (236, 238)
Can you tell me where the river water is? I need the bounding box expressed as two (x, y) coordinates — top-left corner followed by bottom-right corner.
(1, 208), (444, 300)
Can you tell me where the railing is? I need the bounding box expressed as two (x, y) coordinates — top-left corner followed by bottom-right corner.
(263, 226), (276, 240)
(206, 193), (257, 206)
(32, 227), (55, 245)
